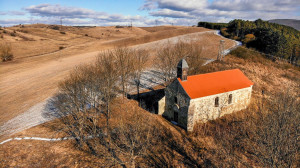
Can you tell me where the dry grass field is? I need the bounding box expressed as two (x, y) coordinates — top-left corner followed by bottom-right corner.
(0, 24), (236, 129)
(1, 50), (299, 167)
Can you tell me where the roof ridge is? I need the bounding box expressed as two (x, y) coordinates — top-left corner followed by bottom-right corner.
(178, 69), (240, 79)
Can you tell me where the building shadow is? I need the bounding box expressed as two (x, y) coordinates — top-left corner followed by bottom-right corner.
(127, 89), (165, 114)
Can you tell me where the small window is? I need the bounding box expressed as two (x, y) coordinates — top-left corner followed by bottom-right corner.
(228, 94), (232, 104)
(215, 97), (219, 107)
(174, 97), (178, 104)
(182, 70), (187, 81)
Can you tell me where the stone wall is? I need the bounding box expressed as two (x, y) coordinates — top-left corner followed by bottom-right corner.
(187, 86), (253, 131)
(158, 96), (165, 115)
(162, 79), (191, 129)
(159, 79), (253, 132)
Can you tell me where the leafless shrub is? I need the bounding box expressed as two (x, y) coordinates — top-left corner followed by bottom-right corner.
(0, 42), (14, 62)
(109, 106), (160, 167)
(50, 25), (60, 30)
(248, 91), (299, 167)
(193, 90), (299, 167)
(10, 32), (16, 37)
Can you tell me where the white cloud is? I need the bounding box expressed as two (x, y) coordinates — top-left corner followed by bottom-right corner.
(1, 1), (299, 27)
(0, 11), (26, 16)
(141, 0), (300, 23)
(210, 0), (300, 12)
(150, 9), (193, 18)
(0, 4), (153, 27)
(141, 0), (208, 11)
(25, 4), (99, 18)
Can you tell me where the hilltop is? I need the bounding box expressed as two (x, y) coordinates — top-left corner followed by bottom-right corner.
(268, 19), (300, 30)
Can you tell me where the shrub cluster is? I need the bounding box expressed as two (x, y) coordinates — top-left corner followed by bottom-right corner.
(0, 43), (14, 62)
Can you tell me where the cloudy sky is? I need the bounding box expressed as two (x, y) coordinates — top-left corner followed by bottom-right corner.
(0, 0), (299, 27)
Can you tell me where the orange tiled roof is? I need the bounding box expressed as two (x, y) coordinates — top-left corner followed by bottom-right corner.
(178, 69), (253, 99)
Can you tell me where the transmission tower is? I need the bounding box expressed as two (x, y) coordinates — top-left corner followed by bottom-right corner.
(218, 40), (225, 60)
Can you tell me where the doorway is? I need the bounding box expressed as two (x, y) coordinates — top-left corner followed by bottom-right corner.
(174, 111), (178, 123)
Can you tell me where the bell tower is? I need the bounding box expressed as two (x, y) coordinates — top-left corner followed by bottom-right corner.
(177, 59), (189, 81)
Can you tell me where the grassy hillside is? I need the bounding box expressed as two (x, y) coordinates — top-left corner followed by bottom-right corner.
(1, 47), (299, 167)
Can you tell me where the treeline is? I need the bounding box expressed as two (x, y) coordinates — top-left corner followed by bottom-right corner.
(198, 19), (300, 64)
(198, 22), (228, 30)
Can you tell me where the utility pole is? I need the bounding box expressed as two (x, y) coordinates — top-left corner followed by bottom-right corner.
(218, 40), (225, 61)
(60, 17), (63, 30)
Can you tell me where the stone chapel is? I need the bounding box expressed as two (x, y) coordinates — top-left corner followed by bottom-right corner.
(158, 59), (254, 131)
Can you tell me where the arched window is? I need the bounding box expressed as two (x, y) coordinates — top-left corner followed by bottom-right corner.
(228, 94), (232, 104)
(215, 97), (219, 107)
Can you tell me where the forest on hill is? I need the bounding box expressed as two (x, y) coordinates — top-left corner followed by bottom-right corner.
(198, 19), (300, 64)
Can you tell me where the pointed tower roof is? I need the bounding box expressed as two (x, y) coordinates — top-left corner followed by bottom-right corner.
(177, 59), (189, 68)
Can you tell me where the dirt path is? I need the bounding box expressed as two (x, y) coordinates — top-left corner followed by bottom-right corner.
(0, 30), (236, 138)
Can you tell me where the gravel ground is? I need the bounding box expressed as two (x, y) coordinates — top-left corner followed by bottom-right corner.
(0, 30), (240, 138)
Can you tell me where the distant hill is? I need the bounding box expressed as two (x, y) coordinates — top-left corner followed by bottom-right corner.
(268, 19), (300, 31)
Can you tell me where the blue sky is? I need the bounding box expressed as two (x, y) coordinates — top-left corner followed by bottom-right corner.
(0, 0), (299, 26)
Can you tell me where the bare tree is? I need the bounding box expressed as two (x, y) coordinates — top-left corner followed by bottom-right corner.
(53, 65), (104, 152)
(155, 40), (204, 83)
(155, 41), (181, 82)
(184, 41), (204, 75)
(95, 51), (120, 134)
(53, 50), (120, 152)
(114, 47), (135, 98)
(132, 49), (149, 101)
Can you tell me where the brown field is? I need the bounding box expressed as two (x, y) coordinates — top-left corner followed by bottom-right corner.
(0, 24), (236, 128)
